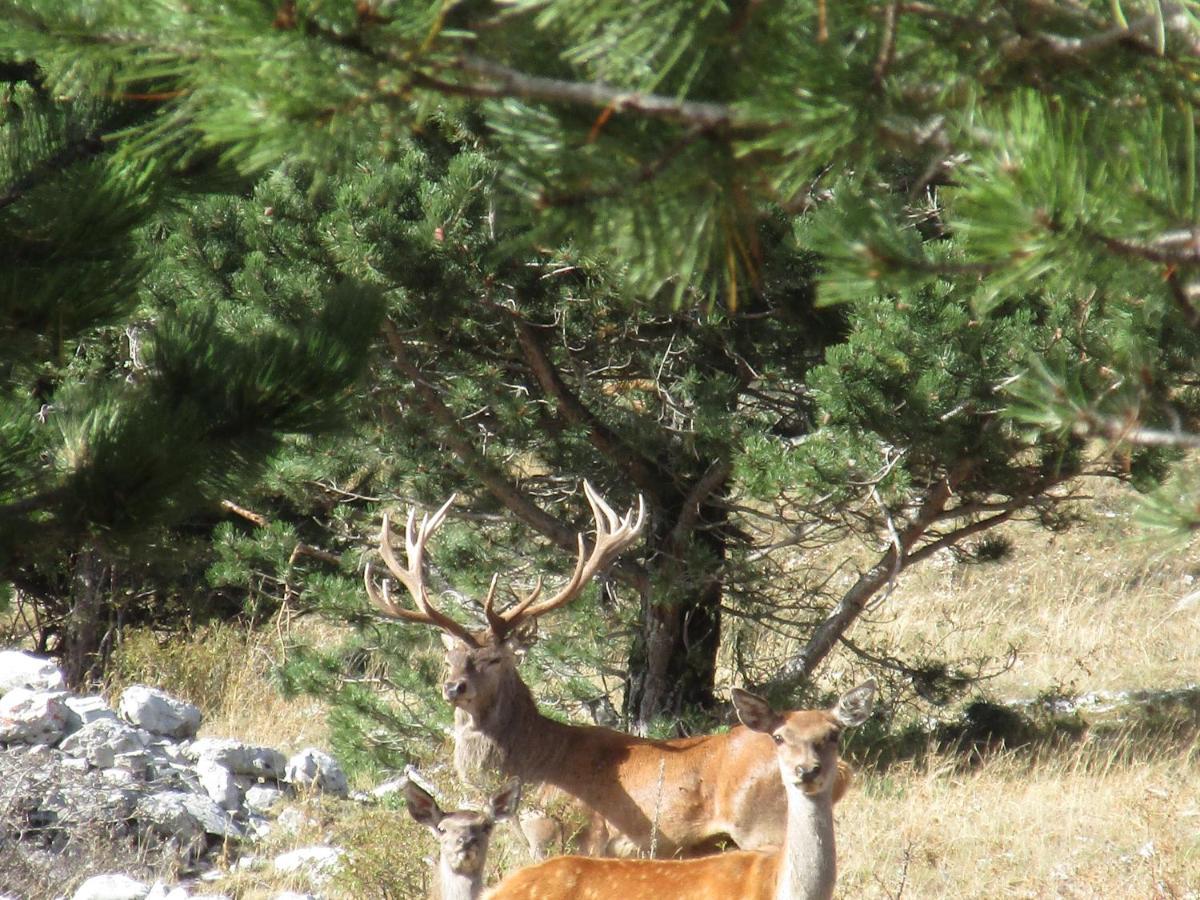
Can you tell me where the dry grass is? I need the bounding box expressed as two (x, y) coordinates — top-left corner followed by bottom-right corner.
(106, 620), (332, 754)
(821, 480), (1200, 699)
(838, 744), (1200, 899)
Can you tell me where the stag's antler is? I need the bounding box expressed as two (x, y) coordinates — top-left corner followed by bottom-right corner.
(484, 481), (645, 641)
(363, 495), (482, 647)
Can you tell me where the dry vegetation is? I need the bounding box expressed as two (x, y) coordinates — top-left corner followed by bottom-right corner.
(34, 478), (1196, 898)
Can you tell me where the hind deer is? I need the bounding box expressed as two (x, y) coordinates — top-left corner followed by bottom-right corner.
(483, 680), (876, 900)
(364, 482), (851, 859)
(405, 775), (522, 900)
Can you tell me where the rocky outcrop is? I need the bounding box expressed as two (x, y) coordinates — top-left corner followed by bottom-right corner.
(0, 651), (351, 900)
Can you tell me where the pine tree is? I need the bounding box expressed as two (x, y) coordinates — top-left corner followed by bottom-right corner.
(5, 1), (1200, 728)
(0, 66), (383, 684)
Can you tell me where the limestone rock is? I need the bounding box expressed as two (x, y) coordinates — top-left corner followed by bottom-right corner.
(0, 650), (65, 696)
(118, 685), (202, 740)
(183, 738), (286, 779)
(284, 747), (348, 797)
(71, 874), (150, 900)
(0, 688), (70, 745)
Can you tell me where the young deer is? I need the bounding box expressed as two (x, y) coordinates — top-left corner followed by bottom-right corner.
(483, 681), (876, 900)
(364, 483), (850, 859)
(405, 776), (522, 900)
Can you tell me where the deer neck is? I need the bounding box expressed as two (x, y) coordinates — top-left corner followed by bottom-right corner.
(434, 860), (482, 900)
(453, 670), (559, 784)
(775, 782), (836, 900)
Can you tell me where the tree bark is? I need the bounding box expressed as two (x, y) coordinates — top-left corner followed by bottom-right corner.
(625, 468), (730, 730)
(61, 546), (107, 689)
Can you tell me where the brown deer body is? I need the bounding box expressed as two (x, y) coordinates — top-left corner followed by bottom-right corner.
(482, 681), (876, 900)
(366, 484), (844, 858)
(405, 776), (522, 900)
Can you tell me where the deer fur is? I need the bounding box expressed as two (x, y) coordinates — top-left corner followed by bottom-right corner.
(405, 777), (521, 900)
(368, 484), (848, 858)
(483, 680), (875, 900)
(444, 632), (851, 858)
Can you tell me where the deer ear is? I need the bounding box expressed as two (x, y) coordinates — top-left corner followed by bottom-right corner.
(732, 688), (783, 734)
(489, 777), (522, 822)
(404, 780), (444, 829)
(832, 679), (877, 728)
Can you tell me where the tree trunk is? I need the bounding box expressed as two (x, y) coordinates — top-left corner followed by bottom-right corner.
(60, 546), (108, 689)
(624, 489), (727, 731)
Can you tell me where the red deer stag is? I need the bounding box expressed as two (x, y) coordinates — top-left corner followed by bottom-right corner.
(364, 482), (849, 858)
(484, 681), (876, 900)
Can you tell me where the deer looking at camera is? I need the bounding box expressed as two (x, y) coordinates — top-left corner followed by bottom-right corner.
(364, 482), (851, 859)
(484, 681), (876, 900)
(405, 776), (522, 900)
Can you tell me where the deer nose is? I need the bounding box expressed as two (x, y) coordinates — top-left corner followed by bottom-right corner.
(796, 762), (822, 784)
(443, 679), (468, 700)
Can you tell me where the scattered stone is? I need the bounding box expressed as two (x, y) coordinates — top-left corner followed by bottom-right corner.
(244, 784), (286, 816)
(0, 687), (71, 745)
(118, 686), (202, 740)
(71, 873), (150, 900)
(59, 718), (149, 768)
(196, 757), (241, 812)
(0, 650), (65, 696)
(273, 845), (344, 886)
(64, 694), (119, 732)
(284, 748), (348, 797)
(183, 738), (286, 779)
(144, 884), (189, 900)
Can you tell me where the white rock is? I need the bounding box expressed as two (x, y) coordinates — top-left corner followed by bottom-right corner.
(273, 894), (318, 900)
(143, 883), (188, 900)
(136, 790), (245, 857)
(64, 694), (118, 731)
(275, 806), (312, 835)
(0, 687), (70, 745)
(196, 757), (241, 811)
(71, 873), (150, 900)
(273, 845), (344, 886)
(60, 717), (149, 768)
(284, 748), (348, 797)
(244, 784), (286, 816)
(118, 685), (202, 739)
(0, 650), (65, 696)
(183, 738), (286, 778)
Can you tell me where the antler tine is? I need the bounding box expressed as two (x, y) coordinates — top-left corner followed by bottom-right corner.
(367, 497), (480, 647)
(493, 482), (644, 637)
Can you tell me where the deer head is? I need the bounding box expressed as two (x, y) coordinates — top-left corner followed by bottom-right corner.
(405, 777), (521, 889)
(731, 680), (876, 796)
(364, 482), (645, 711)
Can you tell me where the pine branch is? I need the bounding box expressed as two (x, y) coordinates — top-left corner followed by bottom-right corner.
(219, 499), (342, 566)
(384, 319), (650, 592)
(0, 131), (105, 211)
(417, 56), (743, 131)
(506, 307), (667, 503)
(759, 459), (975, 691)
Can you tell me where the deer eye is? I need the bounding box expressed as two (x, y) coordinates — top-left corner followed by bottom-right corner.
(771, 733), (784, 745)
